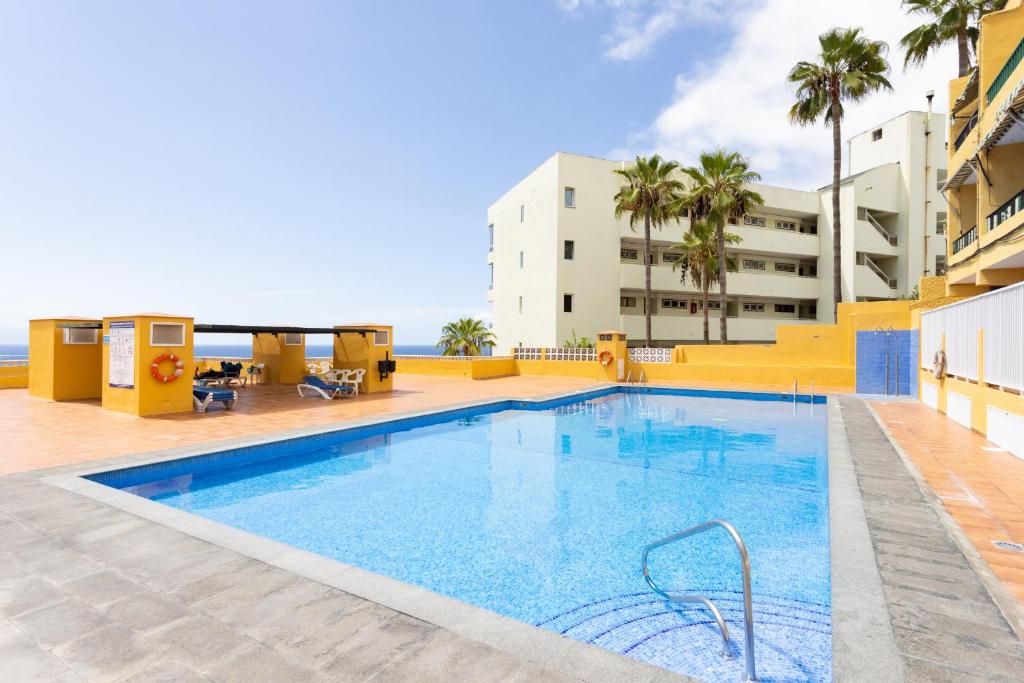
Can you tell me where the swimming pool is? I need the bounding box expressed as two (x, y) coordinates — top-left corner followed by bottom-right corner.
(89, 387), (831, 681)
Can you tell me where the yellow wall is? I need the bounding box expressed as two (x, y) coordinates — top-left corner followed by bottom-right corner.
(252, 333), (306, 384)
(396, 302), (912, 392)
(28, 318), (103, 400)
(101, 315), (195, 416)
(333, 325), (395, 393)
(0, 365), (29, 389)
(394, 356), (517, 379)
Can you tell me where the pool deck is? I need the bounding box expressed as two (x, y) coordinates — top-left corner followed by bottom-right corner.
(1, 375), (1022, 680)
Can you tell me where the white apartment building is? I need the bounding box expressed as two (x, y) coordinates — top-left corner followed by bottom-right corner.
(487, 111), (947, 348)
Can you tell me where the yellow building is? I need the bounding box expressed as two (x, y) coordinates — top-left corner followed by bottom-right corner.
(944, 0), (1024, 291)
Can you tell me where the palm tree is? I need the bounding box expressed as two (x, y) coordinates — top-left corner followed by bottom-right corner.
(437, 318), (495, 356)
(680, 150), (763, 344)
(900, 0), (1006, 77)
(671, 220), (740, 343)
(789, 28), (891, 319)
(613, 155), (686, 347)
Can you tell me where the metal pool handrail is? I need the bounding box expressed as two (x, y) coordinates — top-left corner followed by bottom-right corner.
(641, 519), (758, 681)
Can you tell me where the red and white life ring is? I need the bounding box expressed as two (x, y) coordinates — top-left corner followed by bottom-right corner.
(151, 353), (184, 383)
(598, 350), (614, 366)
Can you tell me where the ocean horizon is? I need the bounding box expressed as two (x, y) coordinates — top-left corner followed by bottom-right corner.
(0, 344), (475, 361)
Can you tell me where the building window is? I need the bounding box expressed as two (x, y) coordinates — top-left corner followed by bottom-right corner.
(520, 204), (525, 222)
(742, 302), (765, 312)
(489, 263), (493, 289)
(620, 247), (639, 260)
(563, 294), (573, 313)
(661, 252), (683, 263)
(373, 330), (390, 346)
(774, 304), (796, 314)
(936, 254), (947, 275)
(519, 251), (524, 268)
(743, 259), (766, 270)
(936, 211), (947, 235)
(774, 262), (797, 273)
(518, 296), (523, 314)
(743, 216), (766, 227)
(488, 224), (494, 251)
(282, 332), (302, 346)
(63, 327), (99, 345)
(564, 187), (575, 208)
(662, 298), (687, 309)
(775, 220), (796, 231)
(564, 240), (574, 260)
(872, 128), (883, 141)
(699, 300), (722, 310)
(620, 296), (637, 308)
(800, 223), (818, 235)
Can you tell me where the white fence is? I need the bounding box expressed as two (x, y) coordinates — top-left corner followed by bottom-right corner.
(512, 347), (596, 361)
(920, 279), (1024, 390)
(628, 347), (673, 363)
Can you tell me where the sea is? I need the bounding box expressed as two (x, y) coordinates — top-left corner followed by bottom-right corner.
(0, 344), (460, 362)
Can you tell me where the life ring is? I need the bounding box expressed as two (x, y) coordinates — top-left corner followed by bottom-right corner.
(932, 349), (946, 380)
(151, 353), (185, 383)
(598, 350), (614, 366)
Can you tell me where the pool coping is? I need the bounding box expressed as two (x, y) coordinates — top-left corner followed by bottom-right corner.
(31, 384), (893, 681)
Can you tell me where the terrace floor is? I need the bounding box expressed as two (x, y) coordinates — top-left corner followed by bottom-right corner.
(1, 376), (1023, 680)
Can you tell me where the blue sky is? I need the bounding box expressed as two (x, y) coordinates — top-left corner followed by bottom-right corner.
(0, 1), (951, 344)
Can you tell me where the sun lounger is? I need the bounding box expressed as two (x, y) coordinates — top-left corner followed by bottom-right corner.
(193, 386), (238, 413)
(297, 375), (356, 400)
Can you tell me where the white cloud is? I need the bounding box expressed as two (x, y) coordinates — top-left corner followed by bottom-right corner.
(624, 0), (957, 189)
(561, 0), (745, 61)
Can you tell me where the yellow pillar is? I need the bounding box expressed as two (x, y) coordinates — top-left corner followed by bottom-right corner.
(252, 332), (307, 384)
(333, 324), (394, 394)
(28, 318), (103, 401)
(101, 314), (194, 416)
(596, 330), (627, 382)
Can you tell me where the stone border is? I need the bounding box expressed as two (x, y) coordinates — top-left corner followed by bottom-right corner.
(826, 398), (904, 682)
(864, 402), (1024, 640)
(25, 385), (883, 681)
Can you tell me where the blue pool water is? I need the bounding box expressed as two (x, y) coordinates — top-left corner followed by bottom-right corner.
(90, 388), (831, 681)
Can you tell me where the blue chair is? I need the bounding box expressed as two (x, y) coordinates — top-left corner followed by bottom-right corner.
(193, 387), (238, 413)
(296, 375), (356, 400)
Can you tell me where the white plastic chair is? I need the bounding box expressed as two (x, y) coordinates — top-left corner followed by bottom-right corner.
(319, 360), (332, 374)
(323, 368), (351, 385)
(341, 368), (365, 395)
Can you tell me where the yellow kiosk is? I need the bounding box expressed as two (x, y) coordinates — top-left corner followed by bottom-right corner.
(28, 317), (103, 401)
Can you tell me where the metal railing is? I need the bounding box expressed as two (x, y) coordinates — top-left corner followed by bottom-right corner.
(986, 188), (1024, 232)
(953, 113), (978, 151)
(641, 519), (758, 681)
(986, 36), (1024, 104)
(860, 254), (897, 289)
(861, 208), (897, 246)
(951, 225), (978, 254)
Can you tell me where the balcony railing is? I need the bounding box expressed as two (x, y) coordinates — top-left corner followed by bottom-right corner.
(952, 225), (978, 254)
(986, 189), (1024, 232)
(986, 36), (1024, 104)
(860, 208), (897, 246)
(953, 113), (978, 151)
(859, 253), (897, 289)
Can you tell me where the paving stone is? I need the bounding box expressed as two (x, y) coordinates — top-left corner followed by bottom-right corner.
(205, 642), (323, 683)
(315, 603), (438, 680)
(0, 629), (76, 681)
(54, 623), (155, 680)
(115, 658), (210, 682)
(371, 627), (532, 682)
(62, 569), (149, 608)
(101, 590), (191, 634)
(11, 597), (113, 649)
(145, 615), (255, 669)
(900, 655), (992, 683)
(892, 626), (1024, 681)
(0, 577), (67, 618)
(170, 557), (275, 605)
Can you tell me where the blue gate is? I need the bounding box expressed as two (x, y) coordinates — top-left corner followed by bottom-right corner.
(855, 329), (918, 396)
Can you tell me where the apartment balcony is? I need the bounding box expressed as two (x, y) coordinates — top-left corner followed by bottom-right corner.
(619, 263), (818, 299)
(985, 36), (1024, 106)
(730, 223), (819, 258)
(618, 313), (816, 343)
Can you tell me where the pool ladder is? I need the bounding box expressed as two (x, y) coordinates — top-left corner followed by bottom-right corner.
(624, 369), (646, 386)
(792, 379), (815, 404)
(642, 519), (758, 681)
